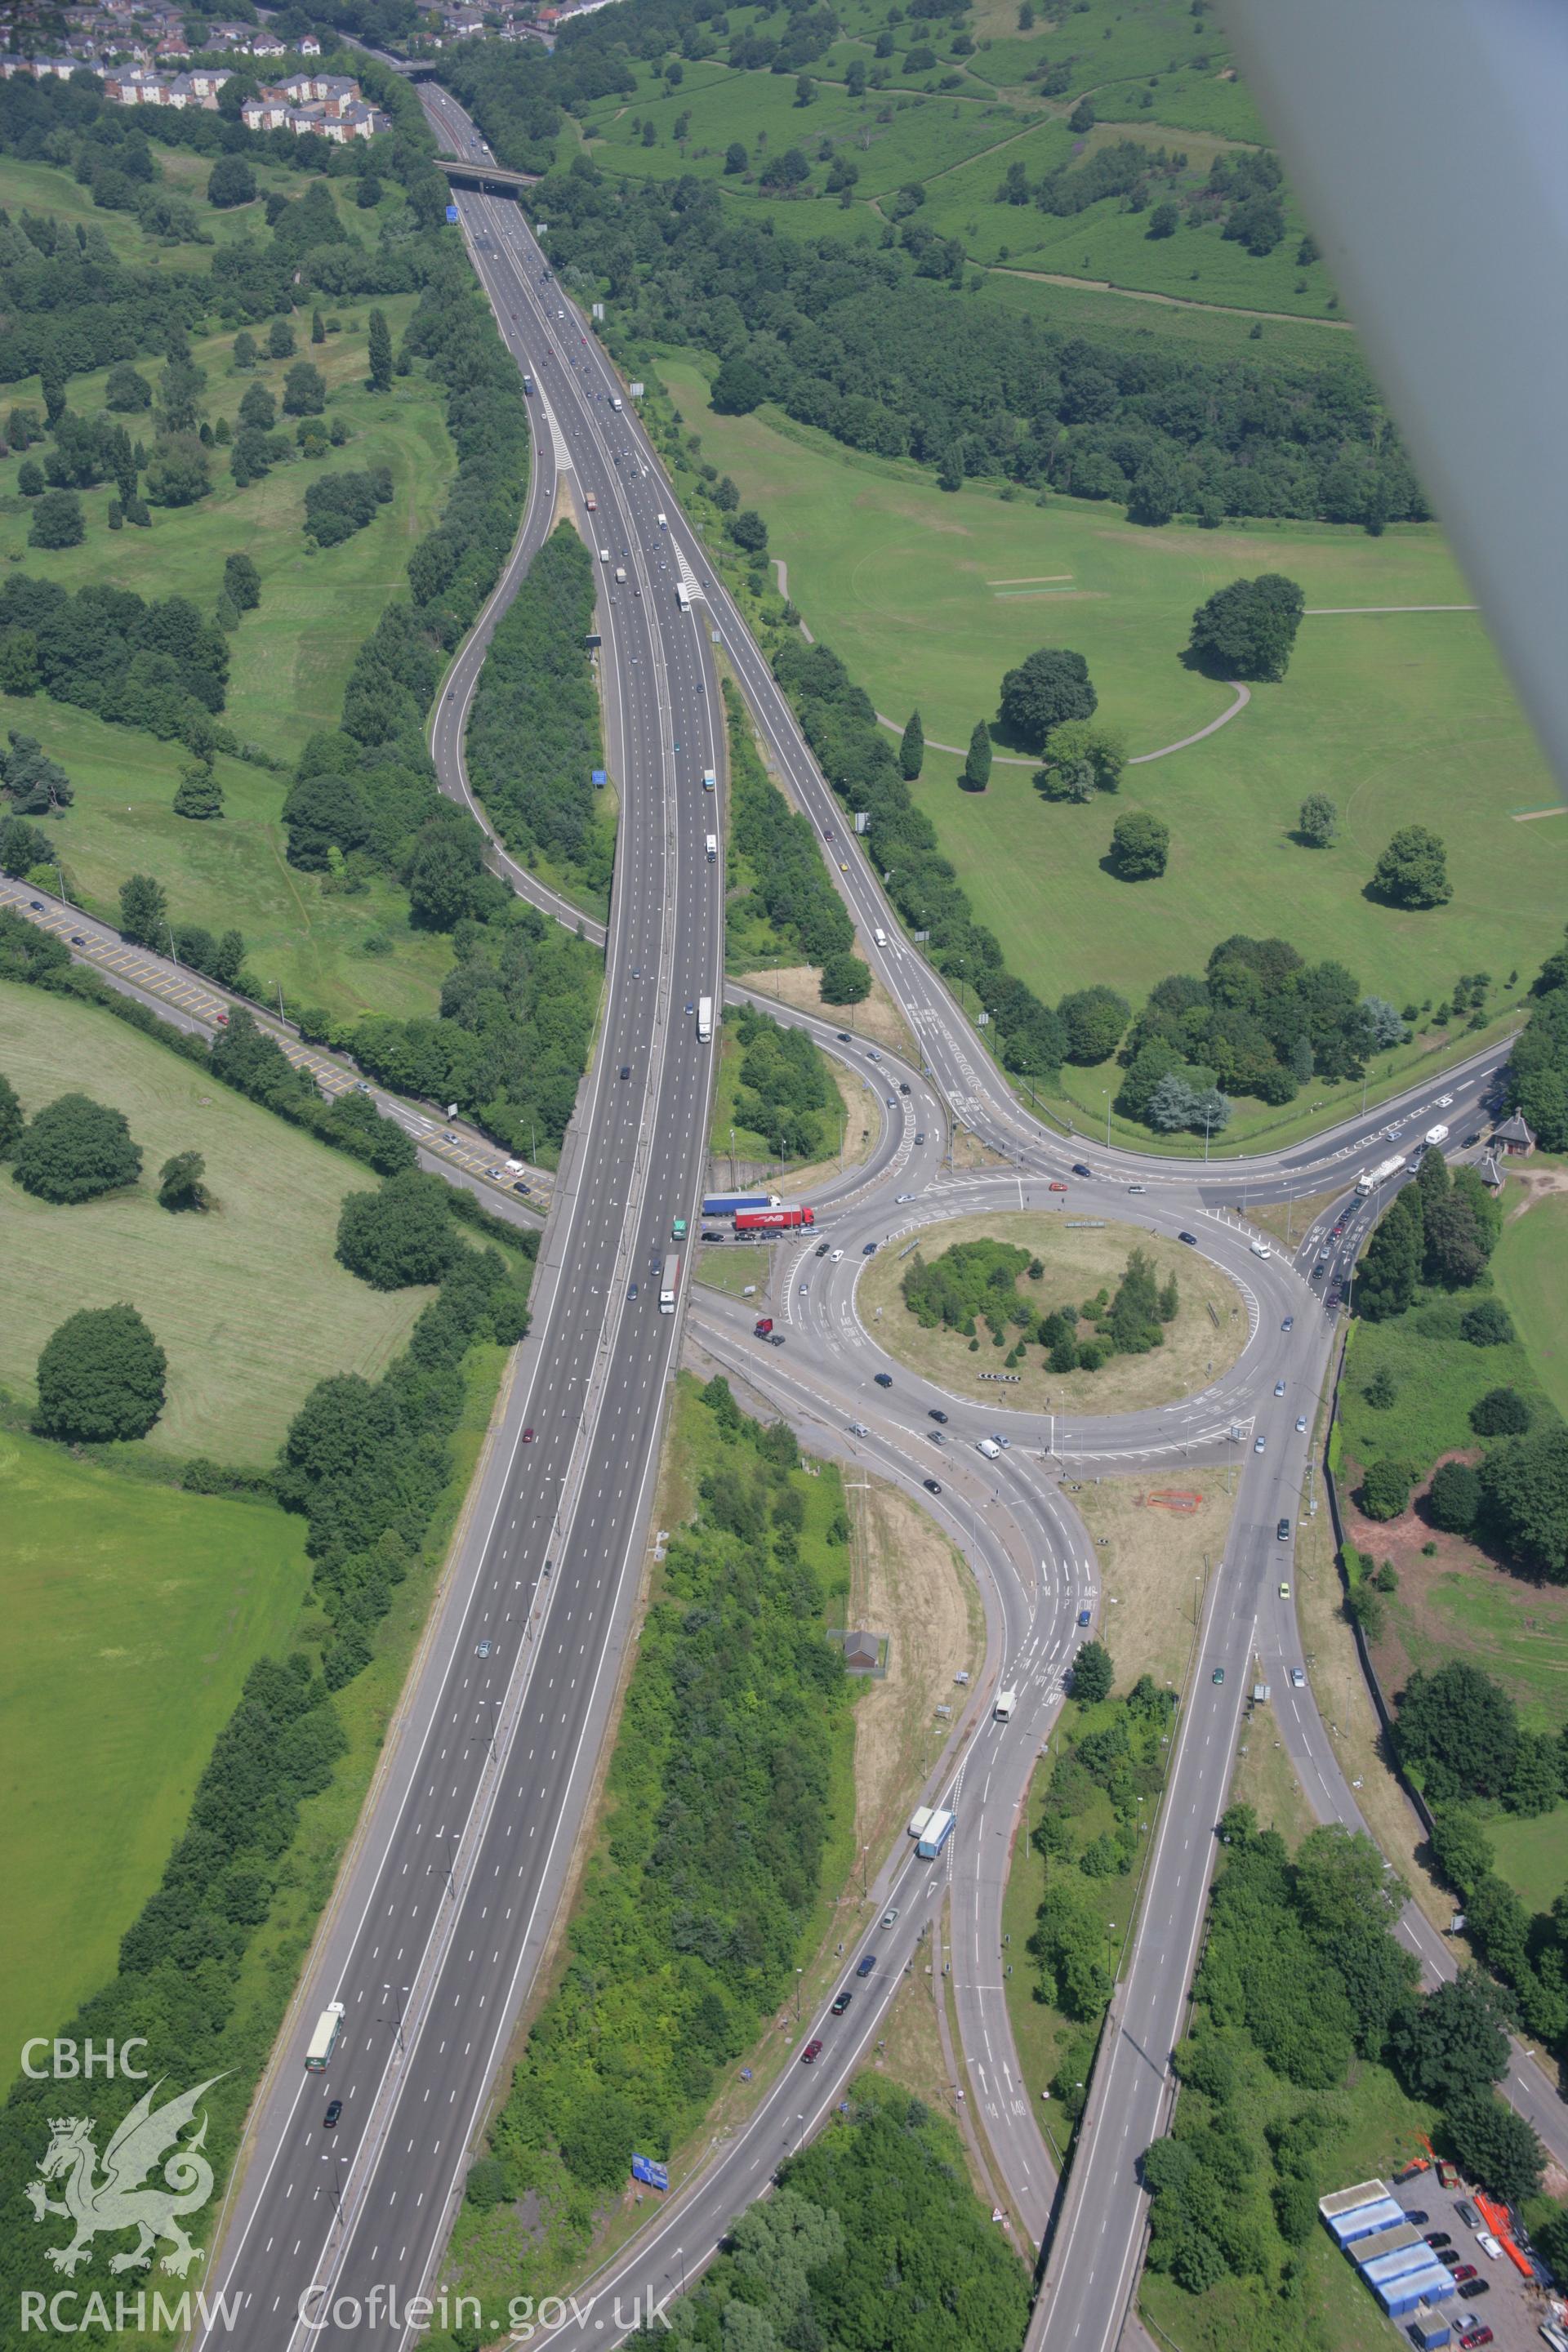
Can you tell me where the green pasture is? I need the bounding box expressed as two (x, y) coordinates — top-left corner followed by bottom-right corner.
(973, 265), (1354, 369)
(0, 688), (452, 1025)
(0, 301), (452, 765)
(662, 359), (1565, 1022)
(0, 1425), (311, 2077)
(0, 980), (430, 1463)
(1494, 1183), (1568, 1419)
(1486, 1811), (1568, 1916)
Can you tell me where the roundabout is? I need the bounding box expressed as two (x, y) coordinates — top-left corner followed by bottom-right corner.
(855, 1208), (1250, 1418)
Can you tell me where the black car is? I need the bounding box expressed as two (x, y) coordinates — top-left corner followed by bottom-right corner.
(1456, 2280), (1490, 2303)
(619, 1064), (631, 1080)
(928, 1407), (948, 1423)
(323, 2100), (342, 2128)
(1405, 2210), (1428, 2227)
(815, 1241), (830, 1257)
(862, 1241), (878, 1256)
(1071, 1163), (1092, 1178)
(836, 1031), (851, 1043)
(874, 1372), (893, 1388)
(830, 1989), (853, 2016)
(1436, 2250), (1462, 2271)
(899, 1080), (911, 1095)
(768, 1331), (786, 1348)
(1423, 2232), (1450, 2250)
(1276, 1518), (1292, 1543)
(1177, 1231), (1198, 1246)
(513, 1179), (531, 1194)
(924, 1477), (942, 1494)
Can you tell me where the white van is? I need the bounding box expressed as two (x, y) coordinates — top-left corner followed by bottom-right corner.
(705, 834), (718, 862)
(873, 926), (888, 948)
(977, 1437), (1001, 1460)
(1250, 1239), (1272, 1260)
(599, 547), (609, 562)
(657, 510), (667, 529)
(614, 566), (626, 584)
(611, 394), (624, 411)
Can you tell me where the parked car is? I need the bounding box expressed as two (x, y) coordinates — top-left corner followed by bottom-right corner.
(1476, 2230), (1502, 2260)
(1456, 2279), (1490, 2302)
(1453, 2265), (1477, 2284)
(1456, 2328), (1491, 2349)
(1458, 2201), (1481, 2229)
(1424, 2233), (1452, 2251)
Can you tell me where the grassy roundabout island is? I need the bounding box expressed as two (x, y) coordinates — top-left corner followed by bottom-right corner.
(858, 1211), (1248, 1416)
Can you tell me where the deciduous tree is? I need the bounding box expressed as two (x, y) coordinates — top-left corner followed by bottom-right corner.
(35, 1302), (167, 1441)
(12, 1092), (142, 1202)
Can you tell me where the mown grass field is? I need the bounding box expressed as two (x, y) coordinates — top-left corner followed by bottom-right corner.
(1494, 1179), (1568, 1419)
(858, 1209), (1245, 1413)
(0, 1423), (311, 2076)
(0, 981), (430, 1463)
(662, 359), (1566, 1028)
(0, 290), (461, 1019)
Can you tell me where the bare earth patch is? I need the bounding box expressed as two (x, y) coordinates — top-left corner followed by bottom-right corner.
(858, 1209), (1247, 1415)
(1071, 1468), (1238, 1693)
(762, 959), (919, 1060)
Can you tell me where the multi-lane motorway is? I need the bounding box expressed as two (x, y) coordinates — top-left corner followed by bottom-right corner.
(12, 70), (1557, 2352)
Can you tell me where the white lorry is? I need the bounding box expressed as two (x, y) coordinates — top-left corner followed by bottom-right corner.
(994, 1687), (1017, 1721)
(917, 1809), (956, 1859)
(697, 996), (713, 1043)
(1356, 1154), (1408, 1196)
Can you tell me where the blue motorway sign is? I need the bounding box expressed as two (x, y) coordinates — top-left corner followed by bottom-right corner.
(445, 204), (460, 223)
(591, 768), (607, 785)
(630, 2153), (669, 2191)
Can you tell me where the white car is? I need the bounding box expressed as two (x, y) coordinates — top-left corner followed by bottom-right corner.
(1476, 2230), (1502, 2259)
(895, 1192), (915, 1203)
(1274, 1379), (1286, 1396)
(1289, 1668), (1306, 1689)
(1254, 1435), (1267, 1454)
(829, 1247), (844, 1262)
(1295, 1415), (1307, 1433)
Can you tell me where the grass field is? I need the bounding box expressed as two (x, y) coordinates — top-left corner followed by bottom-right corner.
(662, 359), (1566, 1027)
(572, 0), (1325, 322)
(0, 1424), (311, 2074)
(857, 1209), (1245, 1413)
(1485, 1811), (1568, 1916)
(0, 981), (430, 1463)
(1494, 1178), (1568, 1419)
(0, 297), (461, 1020)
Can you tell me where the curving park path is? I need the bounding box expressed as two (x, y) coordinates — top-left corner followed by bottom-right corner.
(875, 679), (1251, 768)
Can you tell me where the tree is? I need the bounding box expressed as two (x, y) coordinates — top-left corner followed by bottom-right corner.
(225, 551), (261, 612)
(1390, 1969), (1512, 2105)
(1478, 1421), (1568, 1581)
(312, 305), (328, 341)
(173, 765), (225, 820)
(1067, 97), (1094, 132)
(1127, 449), (1182, 528)
(104, 363), (153, 414)
(1471, 1386), (1530, 1436)
(157, 1149), (209, 1211)
(1460, 1297), (1513, 1345)
(283, 362), (327, 416)
(899, 708), (924, 779)
(1109, 809), (1169, 879)
(0, 1071), (23, 1157)
(12, 1091), (142, 1203)
(724, 140), (748, 173)
(1359, 1457), (1414, 1521)
(730, 508), (768, 555)
(118, 872), (168, 948)
(1427, 1459), (1481, 1533)
(35, 1302), (167, 1441)
(367, 308), (393, 394)
(268, 317), (296, 361)
(1360, 996), (1407, 1048)
(29, 490), (84, 550)
(1033, 719), (1127, 801)
(238, 379), (276, 432)
(1, 733), (72, 814)
(795, 70), (816, 103)
(1187, 573), (1305, 681)
(997, 646), (1097, 750)
(1071, 1638), (1113, 1703)
(232, 331), (258, 372)
(1396, 1661), (1519, 1800)
(1147, 199), (1178, 238)
(1146, 1072), (1198, 1132)
(1355, 1189), (1421, 1321)
(1371, 825), (1452, 908)
(336, 1170), (461, 1290)
(207, 155), (256, 209)
(710, 354), (766, 413)
(961, 719), (992, 791)
(1423, 1187), (1488, 1287)
(1444, 2090), (1544, 2204)
(819, 951), (871, 1004)
(145, 436), (211, 509)
(1298, 792), (1338, 846)
(1058, 985), (1130, 1064)
(16, 460), (43, 499)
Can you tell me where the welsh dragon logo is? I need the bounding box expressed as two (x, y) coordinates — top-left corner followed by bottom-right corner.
(24, 2075), (225, 2278)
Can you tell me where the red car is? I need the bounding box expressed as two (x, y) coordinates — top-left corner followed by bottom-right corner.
(1452, 2264), (1477, 2283)
(522, 1427), (535, 1443)
(1459, 2328), (1493, 2349)
(800, 2039), (822, 2065)
(215, 1010), (229, 1026)
(1049, 1180), (1068, 1192)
